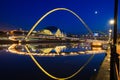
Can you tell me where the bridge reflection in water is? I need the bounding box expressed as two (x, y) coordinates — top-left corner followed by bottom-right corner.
(8, 43), (106, 57)
(0, 43), (106, 80)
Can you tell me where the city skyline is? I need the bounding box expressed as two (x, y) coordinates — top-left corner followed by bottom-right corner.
(0, 0), (119, 34)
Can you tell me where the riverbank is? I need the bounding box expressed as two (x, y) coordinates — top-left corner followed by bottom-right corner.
(0, 40), (82, 44)
(0, 40), (18, 44)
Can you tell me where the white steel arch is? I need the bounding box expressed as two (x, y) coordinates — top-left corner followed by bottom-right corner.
(24, 8), (93, 40)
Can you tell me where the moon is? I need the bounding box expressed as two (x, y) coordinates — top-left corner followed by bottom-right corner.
(94, 11), (98, 14)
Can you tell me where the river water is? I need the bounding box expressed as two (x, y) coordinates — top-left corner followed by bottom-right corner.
(0, 43), (106, 80)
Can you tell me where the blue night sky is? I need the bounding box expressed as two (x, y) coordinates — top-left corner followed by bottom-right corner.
(0, 0), (119, 34)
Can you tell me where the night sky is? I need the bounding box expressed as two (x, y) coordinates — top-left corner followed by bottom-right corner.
(0, 0), (119, 34)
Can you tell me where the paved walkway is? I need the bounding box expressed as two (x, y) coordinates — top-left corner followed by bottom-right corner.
(96, 49), (110, 80)
(96, 44), (120, 80)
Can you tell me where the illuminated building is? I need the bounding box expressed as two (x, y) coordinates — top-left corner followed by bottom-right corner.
(38, 26), (65, 38)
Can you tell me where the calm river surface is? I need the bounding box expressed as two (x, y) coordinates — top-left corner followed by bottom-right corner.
(0, 43), (106, 80)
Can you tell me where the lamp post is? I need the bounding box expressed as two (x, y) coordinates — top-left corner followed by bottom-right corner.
(109, 19), (114, 43)
(110, 0), (119, 79)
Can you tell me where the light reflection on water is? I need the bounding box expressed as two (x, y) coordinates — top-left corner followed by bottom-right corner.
(7, 43), (106, 56)
(0, 43), (106, 80)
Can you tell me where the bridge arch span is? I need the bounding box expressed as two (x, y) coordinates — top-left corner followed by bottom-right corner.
(25, 8), (93, 40)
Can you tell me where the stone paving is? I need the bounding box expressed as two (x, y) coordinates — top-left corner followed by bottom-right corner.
(96, 49), (110, 80)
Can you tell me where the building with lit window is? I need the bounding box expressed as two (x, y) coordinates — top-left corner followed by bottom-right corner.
(38, 26), (65, 38)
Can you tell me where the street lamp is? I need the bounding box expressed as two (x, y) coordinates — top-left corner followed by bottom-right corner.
(109, 19), (114, 25)
(109, 19), (114, 43)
